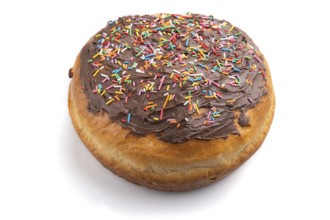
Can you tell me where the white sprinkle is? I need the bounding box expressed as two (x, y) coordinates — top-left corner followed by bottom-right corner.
(101, 73), (109, 78)
(136, 69), (145, 73)
(188, 73), (204, 76)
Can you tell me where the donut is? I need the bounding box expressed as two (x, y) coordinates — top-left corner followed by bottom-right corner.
(68, 13), (275, 191)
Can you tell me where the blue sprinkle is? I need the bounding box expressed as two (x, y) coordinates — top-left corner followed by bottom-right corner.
(145, 54), (155, 58)
(112, 68), (122, 74)
(198, 63), (206, 69)
(108, 20), (117, 25)
(185, 38), (189, 47)
(221, 48), (231, 52)
(127, 113), (131, 123)
(233, 67), (241, 72)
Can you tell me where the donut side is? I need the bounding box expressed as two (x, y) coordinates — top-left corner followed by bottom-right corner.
(68, 52), (275, 191)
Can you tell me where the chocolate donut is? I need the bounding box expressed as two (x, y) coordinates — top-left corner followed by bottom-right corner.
(68, 13), (275, 191)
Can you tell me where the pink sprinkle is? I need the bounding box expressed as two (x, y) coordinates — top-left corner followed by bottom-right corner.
(254, 55), (261, 63)
(133, 81), (136, 86)
(207, 111), (212, 120)
(125, 96), (128, 103)
(173, 83), (177, 88)
(216, 93), (222, 99)
(248, 49), (254, 54)
(160, 108), (164, 119)
(92, 89), (97, 94)
(211, 81), (220, 88)
(154, 74), (158, 80)
(158, 75), (165, 90)
(102, 78), (109, 83)
(106, 85), (114, 90)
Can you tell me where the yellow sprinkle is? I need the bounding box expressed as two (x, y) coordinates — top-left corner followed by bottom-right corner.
(114, 95), (120, 101)
(163, 94), (170, 108)
(106, 99), (114, 105)
(170, 73), (174, 78)
(185, 96), (192, 100)
(117, 60), (122, 66)
(213, 114), (221, 117)
(229, 25), (235, 32)
(148, 101), (154, 104)
(93, 53), (100, 59)
(204, 95), (215, 99)
(101, 90), (106, 96)
(200, 50), (206, 58)
(93, 69), (100, 77)
(192, 82), (199, 86)
(115, 91), (123, 94)
(96, 34), (101, 38)
(154, 117), (159, 121)
(194, 103), (200, 114)
(176, 123), (181, 128)
(166, 85), (170, 91)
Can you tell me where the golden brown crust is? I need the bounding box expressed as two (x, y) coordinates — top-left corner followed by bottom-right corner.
(68, 52), (275, 191)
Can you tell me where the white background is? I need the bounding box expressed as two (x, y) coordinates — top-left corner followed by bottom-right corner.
(1, 0), (329, 219)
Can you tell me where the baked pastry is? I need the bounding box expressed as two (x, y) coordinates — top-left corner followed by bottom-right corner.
(68, 13), (275, 191)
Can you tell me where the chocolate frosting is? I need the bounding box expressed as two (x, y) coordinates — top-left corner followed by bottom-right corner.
(77, 13), (267, 143)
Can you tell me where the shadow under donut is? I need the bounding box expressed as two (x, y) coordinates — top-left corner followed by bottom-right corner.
(61, 113), (244, 215)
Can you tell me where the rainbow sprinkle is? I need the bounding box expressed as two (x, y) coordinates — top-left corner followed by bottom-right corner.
(84, 13), (268, 142)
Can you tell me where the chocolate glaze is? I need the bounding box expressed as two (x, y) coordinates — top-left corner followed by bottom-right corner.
(78, 14), (267, 143)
